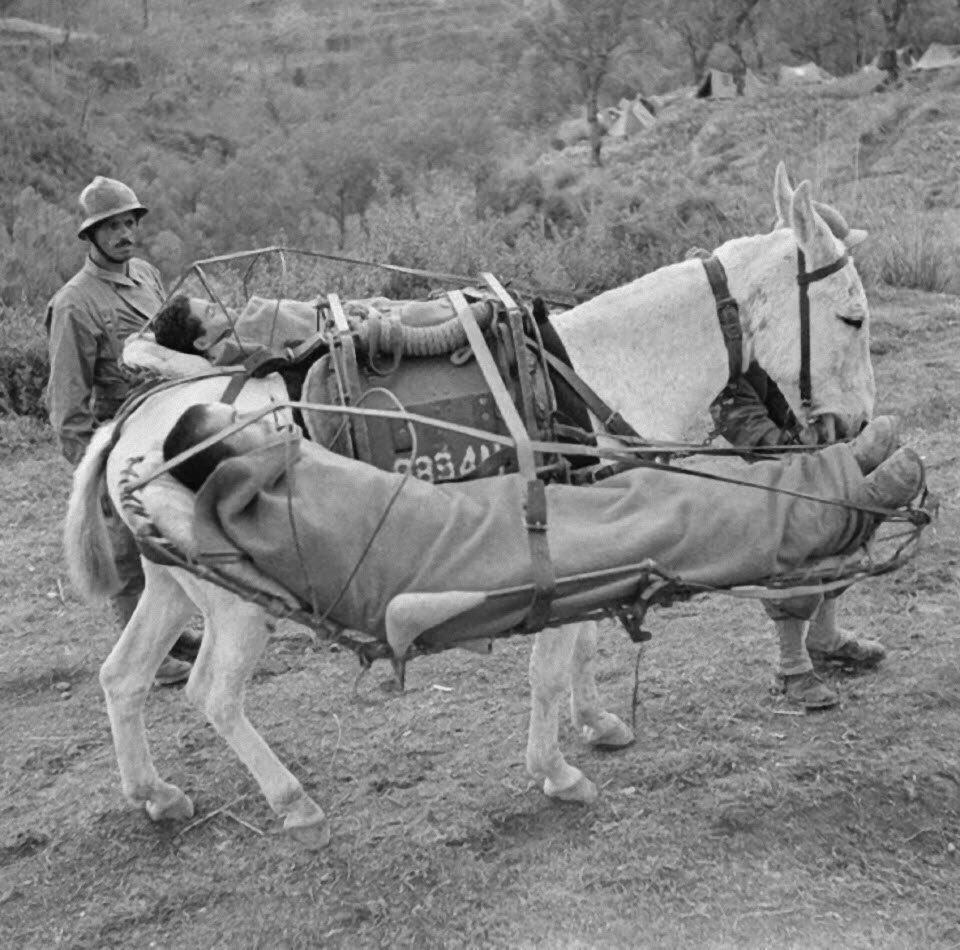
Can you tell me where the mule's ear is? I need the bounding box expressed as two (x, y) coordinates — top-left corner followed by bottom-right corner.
(844, 227), (869, 247)
(773, 162), (793, 228)
(812, 199), (869, 248)
(790, 180), (828, 251)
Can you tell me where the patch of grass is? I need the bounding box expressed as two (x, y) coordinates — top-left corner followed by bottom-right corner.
(0, 414), (54, 452)
(877, 215), (953, 293)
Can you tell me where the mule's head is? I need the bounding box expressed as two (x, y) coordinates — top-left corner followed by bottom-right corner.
(746, 164), (875, 441)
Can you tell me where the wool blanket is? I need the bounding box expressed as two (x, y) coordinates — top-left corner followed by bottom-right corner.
(190, 431), (871, 643)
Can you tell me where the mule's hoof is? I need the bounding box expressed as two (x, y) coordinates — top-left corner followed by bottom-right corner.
(545, 773), (598, 805)
(582, 714), (635, 749)
(145, 787), (194, 823)
(283, 797), (330, 849)
(284, 812), (331, 850)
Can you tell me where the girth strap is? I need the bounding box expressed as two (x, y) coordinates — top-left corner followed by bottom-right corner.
(448, 289), (555, 632)
(700, 255), (744, 383)
(537, 348), (643, 440)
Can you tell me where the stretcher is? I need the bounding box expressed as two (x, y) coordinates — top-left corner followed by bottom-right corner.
(119, 414), (930, 681)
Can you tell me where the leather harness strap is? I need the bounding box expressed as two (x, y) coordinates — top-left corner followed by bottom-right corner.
(700, 255), (744, 383)
(448, 289), (555, 633)
(796, 249), (849, 410)
(326, 293), (373, 465)
(537, 348), (643, 440)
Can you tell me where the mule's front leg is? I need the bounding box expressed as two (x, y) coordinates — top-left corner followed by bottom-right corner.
(180, 582), (329, 849)
(527, 625), (597, 803)
(100, 561), (196, 822)
(569, 621), (634, 749)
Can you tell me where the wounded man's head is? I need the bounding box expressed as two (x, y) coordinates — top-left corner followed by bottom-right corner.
(152, 295), (206, 355)
(163, 403), (280, 492)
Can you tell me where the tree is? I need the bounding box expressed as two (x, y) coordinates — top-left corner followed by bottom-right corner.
(658, 0), (724, 84)
(302, 149), (379, 249)
(523, 0), (642, 167)
(659, 0), (768, 85)
(771, 0), (851, 72)
(875, 0), (911, 47)
(724, 0), (766, 82)
(268, 1), (312, 77)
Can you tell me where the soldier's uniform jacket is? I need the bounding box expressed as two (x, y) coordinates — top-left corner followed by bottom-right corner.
(45, 256), (164, 464)
(710, 360), (804, 449)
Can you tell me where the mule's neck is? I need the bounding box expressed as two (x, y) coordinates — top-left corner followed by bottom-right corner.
(548, 259), (736, 441)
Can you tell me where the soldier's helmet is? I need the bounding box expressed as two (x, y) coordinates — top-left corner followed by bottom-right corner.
(77, 176), (148, 239)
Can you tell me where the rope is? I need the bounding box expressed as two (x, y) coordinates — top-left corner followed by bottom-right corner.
(304, 387), (419, 633)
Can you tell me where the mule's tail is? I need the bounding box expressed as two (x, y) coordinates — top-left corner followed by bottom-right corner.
(63, 424), (122, 600)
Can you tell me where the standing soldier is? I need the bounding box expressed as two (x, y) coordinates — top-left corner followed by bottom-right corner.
(710, 363), (888, 709)
(45, 176), (195, 685)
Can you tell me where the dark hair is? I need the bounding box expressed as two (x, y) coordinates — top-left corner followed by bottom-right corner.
(162, 404), (238, 492)
(153, 295), (205, 355)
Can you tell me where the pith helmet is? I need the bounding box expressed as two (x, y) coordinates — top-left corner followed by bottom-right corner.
(77, 176), (148, 239)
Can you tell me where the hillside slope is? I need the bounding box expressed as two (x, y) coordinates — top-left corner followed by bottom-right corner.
(536, 67), (960, 292)
(1, 4), (959, 305)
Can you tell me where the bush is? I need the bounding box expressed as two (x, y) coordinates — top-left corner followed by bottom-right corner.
(0, 301), (48, 419)
(855, 190), (956, 294)
(0, 414), (54, 457)
(0, 187), (84, 304)
(0, 343), (48, 418)
(875, 215), (953, 293)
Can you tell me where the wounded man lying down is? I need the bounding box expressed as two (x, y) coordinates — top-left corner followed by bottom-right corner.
(162, 405), (923, 655)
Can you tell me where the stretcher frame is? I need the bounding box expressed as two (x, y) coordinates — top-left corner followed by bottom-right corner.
(118, 400), (931, 678)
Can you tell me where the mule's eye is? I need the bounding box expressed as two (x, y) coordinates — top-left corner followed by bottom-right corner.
(837, 316), (863, 330)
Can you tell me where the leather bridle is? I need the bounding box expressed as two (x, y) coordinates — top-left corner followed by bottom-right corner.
(703, 246), (851, 414)
(796, 248), (850, 411)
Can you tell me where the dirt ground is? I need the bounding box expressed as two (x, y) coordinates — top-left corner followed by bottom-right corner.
(1, 287), (959, 949)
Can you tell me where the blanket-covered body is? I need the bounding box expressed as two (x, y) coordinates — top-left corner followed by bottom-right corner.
(188, 431), (869, 648)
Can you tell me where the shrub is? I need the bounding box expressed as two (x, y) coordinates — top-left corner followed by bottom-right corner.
(1, 187), (84, 305)
(856, 190), (956, 294)
(0, 301), (48, 419)
(876, 219), (952, 293)
(0, 414), (54, 457)
(0, 343), (48, 418)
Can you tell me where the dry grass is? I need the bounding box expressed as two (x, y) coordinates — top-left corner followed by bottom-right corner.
(1, 286), (959, 948)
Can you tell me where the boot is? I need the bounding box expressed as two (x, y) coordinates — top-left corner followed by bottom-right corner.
(857, 447), (924, 509)
(848, 416), (899, 474)
(808, 637), (886, 671)
(776, 670), (840, 710)
(807, 598), (886, 671)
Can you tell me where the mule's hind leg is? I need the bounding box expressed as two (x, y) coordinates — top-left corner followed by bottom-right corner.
(100, 560), (197, 822)
(179, 580), (329, 849)
(569, 621), (634, 748)
(527, 625), (597, 803)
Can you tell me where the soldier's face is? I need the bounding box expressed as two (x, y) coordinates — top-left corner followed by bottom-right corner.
(92, 213), (139, 260)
